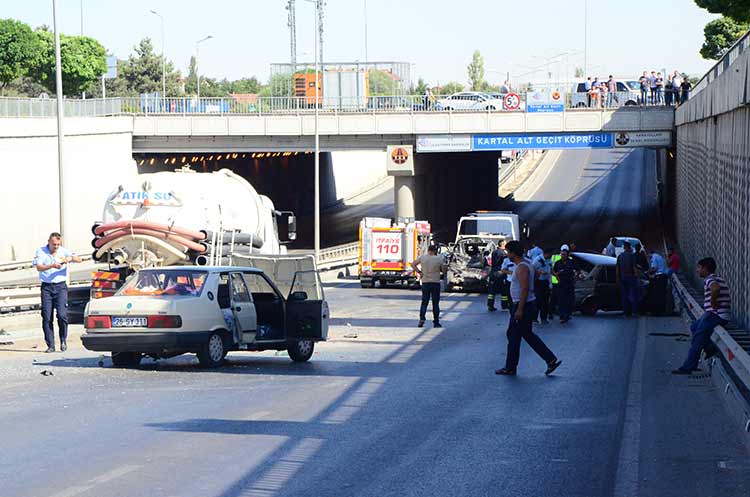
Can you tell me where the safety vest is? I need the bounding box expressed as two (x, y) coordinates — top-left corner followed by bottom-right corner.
(550, 254), (562, 285)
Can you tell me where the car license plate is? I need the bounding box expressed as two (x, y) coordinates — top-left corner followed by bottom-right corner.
(112, 316), (147, 328)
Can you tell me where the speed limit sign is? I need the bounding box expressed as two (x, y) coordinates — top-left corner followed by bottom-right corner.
(503, 92), (521, 110)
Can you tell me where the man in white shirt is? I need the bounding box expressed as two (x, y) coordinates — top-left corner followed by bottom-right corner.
(34, 232), (82, 352)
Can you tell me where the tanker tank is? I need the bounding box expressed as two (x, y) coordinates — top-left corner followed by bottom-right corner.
(90, 167), (294, 269)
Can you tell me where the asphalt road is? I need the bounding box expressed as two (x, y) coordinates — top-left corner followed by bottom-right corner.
(514, 148), (660, 252)
(2, 282), (748, 497)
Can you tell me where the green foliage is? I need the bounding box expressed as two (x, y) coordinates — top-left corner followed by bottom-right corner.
(115, 38), (181, 96)
(413, 77), (428, 95)
(467, 50), (485, 91)
(0, 19), (40, 91)
(368, 69), (397, 95)
(226, 77), (261, 94)
(574, 67), (584, 78)
(695, 0), (750, 22)
(434, 82), (464, 95)
(32, 29), (106, 95)
(185, 55), (197, 94)
(700, 16), (749, 59)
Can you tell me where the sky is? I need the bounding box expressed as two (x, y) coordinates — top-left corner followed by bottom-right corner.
(5, 0), (720, 87)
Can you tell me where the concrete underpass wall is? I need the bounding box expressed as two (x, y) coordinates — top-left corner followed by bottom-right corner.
(0, 117), (135, 262)
(675, 43), (750, 330)
(414, 152), (503, 242)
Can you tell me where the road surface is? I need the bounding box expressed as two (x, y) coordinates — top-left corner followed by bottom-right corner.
(514, 148), (660, 252)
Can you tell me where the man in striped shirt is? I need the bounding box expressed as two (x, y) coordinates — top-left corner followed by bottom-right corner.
(673, 257), (731, 374)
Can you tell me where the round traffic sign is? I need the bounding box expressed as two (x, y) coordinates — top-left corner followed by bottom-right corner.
(503, 92), (521, 110)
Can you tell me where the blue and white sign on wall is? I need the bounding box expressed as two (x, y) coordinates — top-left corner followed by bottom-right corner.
(526, 90), (565, 113)
(473, 132), (614, 150)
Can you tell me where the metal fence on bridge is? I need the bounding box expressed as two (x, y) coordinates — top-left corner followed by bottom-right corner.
(0, 92), (678, 118)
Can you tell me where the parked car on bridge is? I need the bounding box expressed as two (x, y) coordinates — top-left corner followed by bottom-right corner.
(607, 236), (645, 256)
(570, 81), (640, 108)
(82, 264), (329, 368)
(435, 92), (504, 111)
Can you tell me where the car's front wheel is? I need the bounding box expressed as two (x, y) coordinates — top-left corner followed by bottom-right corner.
(288, 340), (315, 362)
(197, 332), (226, 368)
(111, 352), (142, 368)
(581, 296), (599, 316)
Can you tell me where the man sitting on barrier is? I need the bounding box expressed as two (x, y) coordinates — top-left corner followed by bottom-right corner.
(672, 257), (732, 375)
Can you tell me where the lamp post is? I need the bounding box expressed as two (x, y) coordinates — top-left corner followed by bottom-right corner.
(304, 0), (321, 262)
(584, 0), (588, 78)
(150, 10), (166, 104)
(52, 0), (65, 235)
(195, 35), (213, 101)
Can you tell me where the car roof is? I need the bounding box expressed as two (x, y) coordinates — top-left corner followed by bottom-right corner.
(143, 265), (264, 274)
(572, 252), (616, 266)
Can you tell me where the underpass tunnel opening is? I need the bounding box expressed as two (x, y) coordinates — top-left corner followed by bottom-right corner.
(414, 152), (507, 244)
(133, 151), (336, 248)
(507, 148), (663, 253)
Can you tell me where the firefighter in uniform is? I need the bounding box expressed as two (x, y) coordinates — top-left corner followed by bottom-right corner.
(549, 250), (563, 316)
(487, 244), (505, 311)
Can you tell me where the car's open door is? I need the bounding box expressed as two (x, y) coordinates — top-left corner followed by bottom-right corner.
(286, 270), (329, 341)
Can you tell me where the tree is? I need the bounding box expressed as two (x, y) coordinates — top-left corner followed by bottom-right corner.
(434, 82), (464, 95)
(116, 38), (181, 96)
(574, 67), (585, 78)
(228, 77), (261, 94)
(414, 77), (428, 95)
(700, 16), (749, 59)
(369, 69), (397, 95)
(185, 55), (198, 94)
(467, 50), (486, 91)
(33, 29), (106, 95)
(695, 0), (750, 22)
(0, 19), (40, 93)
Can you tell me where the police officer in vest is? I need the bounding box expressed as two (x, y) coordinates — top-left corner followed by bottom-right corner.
(487, 242), (505, 311)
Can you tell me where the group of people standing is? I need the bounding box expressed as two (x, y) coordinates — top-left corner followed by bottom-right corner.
(487, 241), (578, 325)
(638, 70), (690, 106)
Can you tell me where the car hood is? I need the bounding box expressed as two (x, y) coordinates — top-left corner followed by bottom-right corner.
(572, 252), (616, 266)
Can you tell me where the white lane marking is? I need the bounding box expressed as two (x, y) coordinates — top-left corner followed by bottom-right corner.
(613, 317), (645, 497)
(46, 464), (141, 497)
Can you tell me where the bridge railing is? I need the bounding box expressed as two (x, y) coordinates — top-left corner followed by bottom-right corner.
(0, 92), (679, 118)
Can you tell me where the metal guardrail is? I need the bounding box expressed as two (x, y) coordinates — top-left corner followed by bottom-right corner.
(316, 242), (359, 271)
(671, 273), (750, 410)
(0, 91), (677, 118)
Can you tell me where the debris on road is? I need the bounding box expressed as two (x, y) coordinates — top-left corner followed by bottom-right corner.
(39, 370), (54, 376)
(343, 333), (358, 339)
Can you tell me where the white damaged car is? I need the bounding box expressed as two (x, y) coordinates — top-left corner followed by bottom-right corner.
(82, 261), (328, 368)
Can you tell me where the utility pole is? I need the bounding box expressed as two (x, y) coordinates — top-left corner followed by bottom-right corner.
(318, 0), (325, 66)
(287, 0), (297, 74)
(53, 0), (66, 235)
(584, 0), (588, 78)
(150, 10), (166, 103)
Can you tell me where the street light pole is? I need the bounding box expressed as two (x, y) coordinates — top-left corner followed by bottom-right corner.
(195, 35), (213, 101)
(584, 0), (588, 78)
(150, 10), (166, 103)
(314, 0), (320, 262)
(53, 0), (66, 235)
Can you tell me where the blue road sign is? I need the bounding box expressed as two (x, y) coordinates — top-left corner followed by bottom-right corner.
(473, 132), (614, 150)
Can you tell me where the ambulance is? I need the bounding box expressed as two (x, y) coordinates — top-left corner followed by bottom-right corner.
(358, 217), (432, 289)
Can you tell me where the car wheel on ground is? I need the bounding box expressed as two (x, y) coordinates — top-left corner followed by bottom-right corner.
(111, 352), (142, 368)
(624, 100), (637, 106)
(486, 105), (496, 111)
(575, 102), (587, 108)
(581, 296), (599, 316)
(360, 279), (374, 289)
(288, 340), (315, 362)
(197, 332), (226, 368)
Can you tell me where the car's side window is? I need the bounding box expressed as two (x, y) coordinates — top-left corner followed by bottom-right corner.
(577, 83), (586, 92)
(243, 273), (279, 302)
(217, 273), (231, 309)
(230, 273), (252, 303)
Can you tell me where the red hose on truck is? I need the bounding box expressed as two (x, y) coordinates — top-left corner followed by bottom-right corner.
(94, 221), (206, 241)
(93, 228), (208, 253)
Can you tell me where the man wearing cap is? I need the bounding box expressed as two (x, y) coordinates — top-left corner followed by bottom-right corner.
(34, 232), (82, 352)
(552, 245), (577, 324)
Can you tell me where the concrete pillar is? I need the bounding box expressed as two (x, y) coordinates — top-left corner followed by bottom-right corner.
(394, 175), (415, 220)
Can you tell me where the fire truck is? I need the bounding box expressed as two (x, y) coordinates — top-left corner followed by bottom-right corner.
(358, 217), (432, 289)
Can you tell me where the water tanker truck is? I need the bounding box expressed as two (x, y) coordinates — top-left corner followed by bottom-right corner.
(85, 166), (296, 300)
